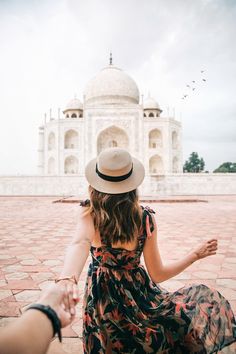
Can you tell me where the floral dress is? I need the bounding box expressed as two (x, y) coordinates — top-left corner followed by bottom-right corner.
(82, 202), (236, 353)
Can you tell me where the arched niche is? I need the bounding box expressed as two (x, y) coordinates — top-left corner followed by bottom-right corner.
(172, 156), (178, 173)
(149, 112), (154, 117)
(149, 155), (164, 174)
(64, 156), (78, 174)
(149, 129), (162, 148)
(172, 131), (178, 149)
(64, 129), (78, 149)
(71, 113), (77, 118)
(48, 132), (55, 151)
(97, 126), (129, 154)
(48, 157), (55, 175)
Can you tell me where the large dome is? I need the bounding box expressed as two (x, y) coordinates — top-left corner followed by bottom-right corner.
(84, 65), (140, 105)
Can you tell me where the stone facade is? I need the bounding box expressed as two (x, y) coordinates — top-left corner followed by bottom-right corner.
(1, 174), (236, 196)
(38, 63), (183, 180)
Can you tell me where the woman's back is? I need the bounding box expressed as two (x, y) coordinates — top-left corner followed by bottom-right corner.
(82, 200), (236, 354)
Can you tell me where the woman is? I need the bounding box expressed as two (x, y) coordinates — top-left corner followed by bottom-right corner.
(57, 147), (236, 353)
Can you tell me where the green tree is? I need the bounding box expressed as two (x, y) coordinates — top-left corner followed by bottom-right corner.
(183, 152), (205, 173)
(213, 162), (236, 173)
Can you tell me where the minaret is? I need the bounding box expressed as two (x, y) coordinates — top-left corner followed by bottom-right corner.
(38, 125), (45, 174)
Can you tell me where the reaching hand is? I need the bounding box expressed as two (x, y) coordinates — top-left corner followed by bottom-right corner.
(193, 239), (218, 260)
(37, 283), (79, 327)
(55, 280), (80, 323)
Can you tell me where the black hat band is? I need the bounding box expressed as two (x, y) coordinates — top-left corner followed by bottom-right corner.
(96, 163), (133, 182)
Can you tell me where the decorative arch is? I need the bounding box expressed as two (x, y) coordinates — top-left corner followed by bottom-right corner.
(79, 113), (83, 118)
(172, 131), (178, 149)
(64, 129), (78, 149)
(71, 113), (77, 118)
(144, 113), (147, 117)
(48, 132), (55, 151)
(149, 112), (154, 117)
(149, 129), (162, 148)
(48, 157), (55, 175)
(66, 114), (69, 118)
(149, 155), (164, 174)
(97, 126), (129, 154)
(172, 156), (178, 173)
(64, 156), (78, 174)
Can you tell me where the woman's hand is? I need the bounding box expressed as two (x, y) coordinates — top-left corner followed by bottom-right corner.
(56, 280), (79, 321)
(37, 282), (79, 327)
(193, 238), (218, 260)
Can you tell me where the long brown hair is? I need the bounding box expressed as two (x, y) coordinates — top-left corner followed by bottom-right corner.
(83, 186), (143, 244)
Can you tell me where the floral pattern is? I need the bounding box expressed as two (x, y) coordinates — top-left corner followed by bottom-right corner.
(82, 203), (236, 353)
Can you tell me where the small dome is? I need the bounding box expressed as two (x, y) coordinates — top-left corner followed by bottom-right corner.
(63, 98), (83, 113)
(84, 65), (139, 105)
(143, 96), (161, 110)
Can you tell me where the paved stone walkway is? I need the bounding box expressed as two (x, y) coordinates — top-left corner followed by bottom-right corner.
(0, 196), (235, 353)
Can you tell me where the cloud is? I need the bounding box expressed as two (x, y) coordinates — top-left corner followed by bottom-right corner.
(0, 0), (235, 174)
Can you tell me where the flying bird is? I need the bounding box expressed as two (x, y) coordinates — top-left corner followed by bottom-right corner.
(181, 69), (207, 102)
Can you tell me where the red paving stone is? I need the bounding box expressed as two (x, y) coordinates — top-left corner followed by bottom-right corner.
(0, 195), (236, 353)
(1, 279), (39, 290)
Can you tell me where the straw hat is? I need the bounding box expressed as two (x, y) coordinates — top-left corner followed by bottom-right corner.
(85, 147), (145, 194)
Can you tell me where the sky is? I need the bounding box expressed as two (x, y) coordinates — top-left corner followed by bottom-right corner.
(0, 0), (235, 174)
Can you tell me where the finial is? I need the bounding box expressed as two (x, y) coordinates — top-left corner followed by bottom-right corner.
(141, 94), (144, 105)
(109, 52), (113, 65)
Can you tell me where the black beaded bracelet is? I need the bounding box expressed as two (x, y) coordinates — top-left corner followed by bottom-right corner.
(26, 303), (62, 342)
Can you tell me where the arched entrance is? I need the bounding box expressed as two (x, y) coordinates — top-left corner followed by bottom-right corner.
(64, 156), (78, 174)
(48, 157), (55, 174)
(64, 130), (78, 149)
(172, 131), (178, 149)
(97, 126), (129, 154)
(172, 156), (178, 173)
(149, 129), (162, 148)
(149, 155), (164, 174)
(48, 132), (55, 150)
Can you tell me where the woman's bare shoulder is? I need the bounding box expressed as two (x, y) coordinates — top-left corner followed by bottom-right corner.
(72, 202), (95, 243)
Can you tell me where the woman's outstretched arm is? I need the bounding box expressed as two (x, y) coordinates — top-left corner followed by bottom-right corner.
(55, 206), (95, 309)
(59, 206), (95, 281)
(143, 214), (218, 283)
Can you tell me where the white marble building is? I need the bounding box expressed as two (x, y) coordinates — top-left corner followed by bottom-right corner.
(38, 60), (183, 177)
(1, 59), (235, 197)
